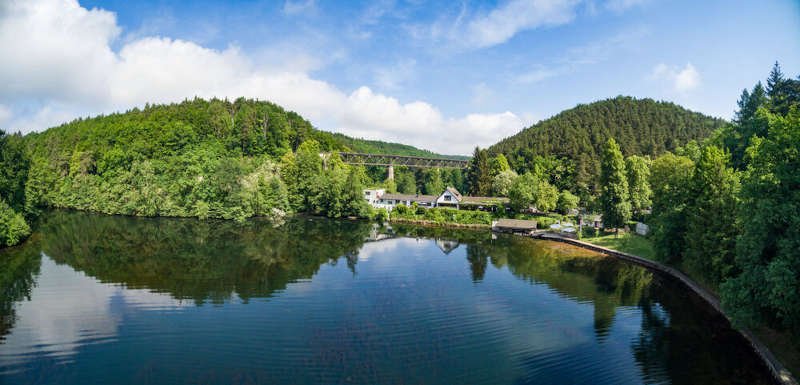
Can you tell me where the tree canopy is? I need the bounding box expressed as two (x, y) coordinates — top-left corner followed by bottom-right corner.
(487, 96), (724, 202)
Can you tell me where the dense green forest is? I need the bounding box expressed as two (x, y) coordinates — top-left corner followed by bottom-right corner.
(0, 96), (471, 249)
(585, 63), (800, 346)
(2, 98), (391, 234)
(328, 133), (467, 159)
(0, 131), (31, 247)
(487, 96), (725, 203)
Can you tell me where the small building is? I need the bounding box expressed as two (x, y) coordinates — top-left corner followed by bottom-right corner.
(363, 189), (386, 206)
(492, 218), (538, 234)
(363, 186), (509, 212)
(435, 187), (463, 208)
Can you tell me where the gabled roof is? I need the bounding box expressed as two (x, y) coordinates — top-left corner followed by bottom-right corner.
(381, 193), (437, 202)
(445, 186), (463, 200)
(461, 196), (510, 205)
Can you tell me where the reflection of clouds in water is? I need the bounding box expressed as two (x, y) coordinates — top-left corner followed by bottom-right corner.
(0, 255), (189, 369)
(357, 237), (420, 261)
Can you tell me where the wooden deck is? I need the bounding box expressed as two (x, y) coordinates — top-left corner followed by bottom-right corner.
(492, 218), (538, 233)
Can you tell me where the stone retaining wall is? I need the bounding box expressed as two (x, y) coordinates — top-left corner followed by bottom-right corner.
(537, 233), (797, 385)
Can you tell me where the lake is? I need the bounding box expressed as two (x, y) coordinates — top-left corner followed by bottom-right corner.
(0, 211), (774, 384)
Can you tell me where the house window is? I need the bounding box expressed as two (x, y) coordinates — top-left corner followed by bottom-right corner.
(365, 191), (370, 196)
(444, 195), (451, 201)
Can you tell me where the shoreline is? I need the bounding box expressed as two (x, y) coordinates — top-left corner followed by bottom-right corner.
(388, 217), (490, 229)
(7, 209), (795, 384)
(529, 232), (797, 385)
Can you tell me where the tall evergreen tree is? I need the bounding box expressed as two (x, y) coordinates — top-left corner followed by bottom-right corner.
(683, 146), (739, 284)
(722, 108), (800, 333)
(766, 61), (784, 99)
(649, 153), (694, 265)
(467, 147), (491, 196)
(625, 155), (652, 220)
(600, 139), (631, 236)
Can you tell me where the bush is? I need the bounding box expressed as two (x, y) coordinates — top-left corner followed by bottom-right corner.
(395, 203), (408, 215)
(533, 216), (558, 229)
(374, 208), (388, 222)
(0, 200), (31, 247)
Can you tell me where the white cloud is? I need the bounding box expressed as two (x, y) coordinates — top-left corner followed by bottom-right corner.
(0, 0), (523, 155)
(517, 68), (558, 84)
(410, 0), (582, 51)
(283, 0), (315, 15)
(373, 59), (417, 91)
(649, 62), (701, 92)
(605, 0), (647, 12)
(466, 0), (581, 48)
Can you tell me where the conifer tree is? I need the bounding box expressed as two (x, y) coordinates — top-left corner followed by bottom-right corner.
(467, 147), (491, 196)
(600, 139), (631, 237)
(625, 155), (651, 220)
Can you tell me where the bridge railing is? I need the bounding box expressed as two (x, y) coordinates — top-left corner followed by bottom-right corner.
(337, 152), (469, 169)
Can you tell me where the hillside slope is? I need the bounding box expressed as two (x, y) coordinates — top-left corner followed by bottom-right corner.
(329, 133), (468, 159)
(488, 96), (725, 195)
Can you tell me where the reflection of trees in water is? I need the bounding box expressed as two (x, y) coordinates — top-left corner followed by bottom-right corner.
(0, 237), (42, 341)
(38, 211), (373, 305)
(473, 237), (653, 342)
(466, 246), (488, 282)
(632, 280), (773, 385)
(390, 224), (655, 341)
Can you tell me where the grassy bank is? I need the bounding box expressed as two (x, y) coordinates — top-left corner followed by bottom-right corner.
(576, 228), (797, 379)
(579, 230), (655, 260)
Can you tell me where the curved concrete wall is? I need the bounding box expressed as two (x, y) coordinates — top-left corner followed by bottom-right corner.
(537, 233), (797, 385)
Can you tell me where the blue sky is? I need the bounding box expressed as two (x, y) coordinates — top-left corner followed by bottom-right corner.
(1, 0), (798, 154)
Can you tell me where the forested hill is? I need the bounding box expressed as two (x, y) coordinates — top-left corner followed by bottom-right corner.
(329, 133), (468, 159)
(488, 96), (725, 176)
(10, 98), (406, 223)
(23, 97), (452, 162)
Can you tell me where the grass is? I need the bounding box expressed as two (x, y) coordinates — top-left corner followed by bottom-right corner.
(580, 230), (655, 260)
(579, 229), (799, 379)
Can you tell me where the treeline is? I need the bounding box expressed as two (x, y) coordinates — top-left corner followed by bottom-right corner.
(0, 98), (407, 244)
(459, 148), (580, 214)
(594, 63), (800, 337)
(487, 96), (724, 205)
(328, 133), (467, 159)
(0, 131), (31, 246)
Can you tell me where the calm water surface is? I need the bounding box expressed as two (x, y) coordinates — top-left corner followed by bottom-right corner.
(0, 211), (774, 384)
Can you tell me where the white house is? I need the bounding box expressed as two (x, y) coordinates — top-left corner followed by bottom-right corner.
(363, 189), (385, 206)
(363, 186), (509, 212)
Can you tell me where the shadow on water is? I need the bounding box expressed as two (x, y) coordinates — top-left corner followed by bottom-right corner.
(0, 212), (776, 384)
(35, 210), (374, 305)
(0, 237), (42, 342)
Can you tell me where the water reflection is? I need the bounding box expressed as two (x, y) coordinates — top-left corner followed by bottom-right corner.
(37, 211), (375, 304)
(0, 240), (41, 342)
(0, 211), (774, 384)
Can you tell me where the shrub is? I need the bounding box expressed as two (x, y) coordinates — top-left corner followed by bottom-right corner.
(374, 208), (388, 222)
(0, 200), (31, 247)
(395, 203), (408, 214)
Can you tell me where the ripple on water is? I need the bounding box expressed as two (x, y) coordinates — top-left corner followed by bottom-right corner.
(0, 215), (777, 385)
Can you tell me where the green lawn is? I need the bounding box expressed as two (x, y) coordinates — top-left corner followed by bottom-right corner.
(580, 230), (655, 260)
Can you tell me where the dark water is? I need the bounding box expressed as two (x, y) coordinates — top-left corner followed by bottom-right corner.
(0, 211), (774, 385)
